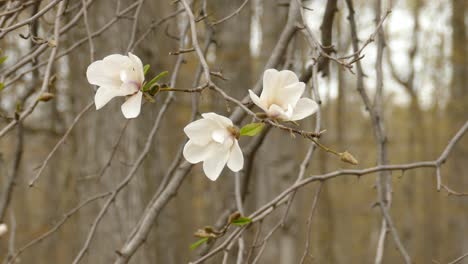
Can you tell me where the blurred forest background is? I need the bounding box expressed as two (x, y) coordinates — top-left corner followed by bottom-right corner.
(0, 0), (467, 263)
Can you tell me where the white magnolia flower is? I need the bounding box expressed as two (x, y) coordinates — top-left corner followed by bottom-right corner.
(0, 223), (7, 237)
(86, 53), (145, 119)
(183, 113), (244, 181)
(249, 69), (318, 121)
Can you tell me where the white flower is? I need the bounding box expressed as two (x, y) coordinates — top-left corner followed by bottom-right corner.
(249, 69), (318, 121)
(183, 113), (244, 181)
(0, 223), (7, 237)
(86, 53), (145, 119)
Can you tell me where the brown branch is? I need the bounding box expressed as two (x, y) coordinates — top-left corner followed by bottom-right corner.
(126, 0), (144, 52)
(212, 0), (250, 26)
(80, 0), (95, 62)
(299, 182), (323, 264)
(0, 0), (64, 38)
(317, 0), (337, 76)
(113, 15), (212, 264)
(0, 121), (23, 222)
(1, 0), (98, 82)
(191, 121), (467, 263)
(29, 101), (94, 187)
(0, 0), (97, 138)
(448, 252), (468, 264)
(5, 192), (111, 264)
(1, 2), (153, 91)
(344, 0), (410, 262)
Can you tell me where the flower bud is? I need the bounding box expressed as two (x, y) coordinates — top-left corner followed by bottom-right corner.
(47, 39), (57, 47)
(228, 211), (241, 223)
(194, 228), (217, 238)
(38, 92), (55, 102)
(340, 151), (358, 165)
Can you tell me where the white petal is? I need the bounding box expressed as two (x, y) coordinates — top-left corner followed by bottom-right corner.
(261, 69), (299, 103)
(87, 54), (133, 88)
(290, 98), (318, 121)
(249, 90), (268, 112)
(120, 70), (131, 83)
(203, 146), (230, 181)
(104, 54), (133, 64)
(261, 69), (279, 103)
(276, 70), (300, 87)
(285, 104), (294, 119)
(202, 112), (233, 128)
(227, 140), (243, 172)
(212, 129), (227, 143)
(118, 53), (144, 84)
(268, 104), (292, 120)
(128, 52), (145, 83)
(87, 60), (121, 88)
(184, 118), (218, 145)
(94, 87), (121, 109)
(277, 82), (305, 108)
(120, 81), (140, 95)
(183, 140), (216, 163)
(121, 91), (143, 118)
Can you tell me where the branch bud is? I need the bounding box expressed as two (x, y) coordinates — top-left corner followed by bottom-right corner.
(38, 92), (55, 102)
(340, 151), (358, 165)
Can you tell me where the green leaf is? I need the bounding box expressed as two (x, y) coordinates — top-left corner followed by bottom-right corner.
(142, 71), (169, 92)
(0, 56), (7, 65)
(190, 238), (209, 250)
(143, 64), (150, 76)
(231, 217), (252, 226)
(239, 123), (264, 137)
(0, 83), (4, 92)
(143, 92), (155, 103)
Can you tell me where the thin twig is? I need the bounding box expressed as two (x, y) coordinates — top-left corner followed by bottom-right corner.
(6, 192), (111, 264)
(299, 183), (323, 264)
(212, 0), (250, 26)
(29, 102), (94, 187)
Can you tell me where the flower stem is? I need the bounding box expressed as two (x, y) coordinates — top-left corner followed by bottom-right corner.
(158, 87), (205, 93)
(310, 138), (359, 165)
(310, 138), (340, 156)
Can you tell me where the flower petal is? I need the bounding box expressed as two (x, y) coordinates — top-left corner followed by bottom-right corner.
(277, 82), (305, 108)
(203, 145), (230, 181)
(202, 112), (233, 128)
(249, 90), (268, 112)
(120, 81), (140, 95)
(277, 70), (300, 87)
(121, 91), (142, 118)
(104, 54), (133, 64)
(227, 140), (243, 172)
(94, 86), (121, 110)
(183, 140), (216, 163)
(261, 69), (279, 103)
(184, 118), (218, 145)
(87, 54), (132, 88)
(87, 61), (121, 88)
(261, 69), (300, 103)
(128, 52), (145, 83)
(290, 97), (318, 121)
(268, 104), (292, 120)
(212, 129), (228, 143)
